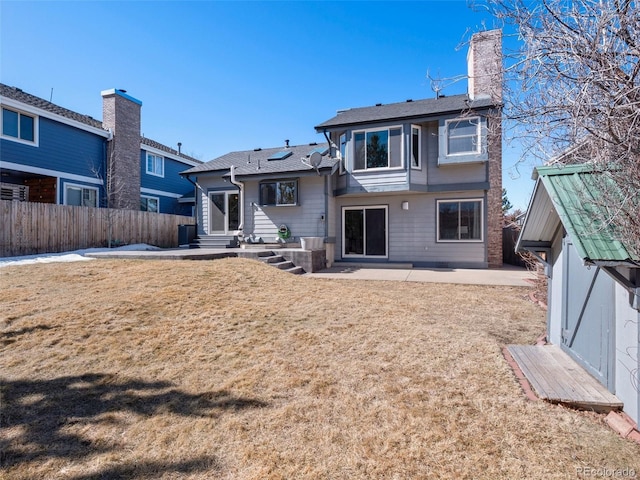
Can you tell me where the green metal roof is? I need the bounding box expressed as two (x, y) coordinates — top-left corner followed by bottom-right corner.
(534, 164), (638, 265)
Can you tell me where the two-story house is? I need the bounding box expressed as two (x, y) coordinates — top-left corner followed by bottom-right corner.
(0, 84), (200, 215)
(182, 29), (503, 268)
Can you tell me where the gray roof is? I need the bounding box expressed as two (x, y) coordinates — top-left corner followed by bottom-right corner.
(181, 143), (336, 177)
(1, 83), (105, 130)
(315, 94), (497, 130)
(1, 83), (201, 165)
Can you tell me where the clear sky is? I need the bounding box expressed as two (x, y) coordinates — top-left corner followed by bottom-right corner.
(1, 0), (535, 210)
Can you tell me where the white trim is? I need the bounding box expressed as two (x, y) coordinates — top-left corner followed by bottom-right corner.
(0, 96), (110, 138)
(140, 187), (182, 199)
(63, 182), (99, 207)
(140, 194), (160, 213)
(445, 117), (481, 157)
(0, 160), (103, 186)
(145, 152), (164, 177)
(410, 124), (422, 170)
(436, 198), (484, 243)
(342, 205), (389, 259)
(352, 125), (404, 172)
(1, 105), (39, 147)
(140, 143), (201, 167)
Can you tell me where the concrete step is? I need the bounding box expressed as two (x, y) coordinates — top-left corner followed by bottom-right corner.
(190, 235), (238, 249)
(271, 260), (295, 270)
(286, 266), (305, 275)
(261, 255), (286, 264)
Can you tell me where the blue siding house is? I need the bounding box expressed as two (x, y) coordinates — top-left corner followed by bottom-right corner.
(0, 84), (200, 215)
(182, 30), (504, 268)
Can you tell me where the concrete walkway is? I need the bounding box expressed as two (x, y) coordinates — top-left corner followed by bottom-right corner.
(88, 248), (534, 287)
(305, 263), (535, 287)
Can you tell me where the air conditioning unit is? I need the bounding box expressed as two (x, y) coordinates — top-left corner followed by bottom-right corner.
(0, 182), (29, 201)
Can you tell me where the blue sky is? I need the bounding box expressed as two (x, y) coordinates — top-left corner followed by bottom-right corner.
(1, 0), (535, 210)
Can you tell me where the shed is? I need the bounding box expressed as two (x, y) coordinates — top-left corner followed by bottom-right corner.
(516, 164), (639, 425)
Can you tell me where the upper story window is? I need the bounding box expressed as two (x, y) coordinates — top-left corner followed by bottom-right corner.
(339, 132), (347, 175)
(146, 153), (164, 177)
(353, 127), (402, 171)
(446, 118), (480, 156)
(2, 107), (36, 144)
(411, 125), (421, 169)
(260, 179), (298, 206)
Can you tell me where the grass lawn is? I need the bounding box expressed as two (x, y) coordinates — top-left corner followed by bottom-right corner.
(1, 258), (639, 479)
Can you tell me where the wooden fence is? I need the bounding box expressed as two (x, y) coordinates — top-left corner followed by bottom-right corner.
(0, 200), (195, 257)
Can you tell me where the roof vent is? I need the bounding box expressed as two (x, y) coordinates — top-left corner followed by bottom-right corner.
(285, 139), (290, 148)
(375, 103), (382, 106)
(406, 99), (413, 102)
(254, 148), (262, 151)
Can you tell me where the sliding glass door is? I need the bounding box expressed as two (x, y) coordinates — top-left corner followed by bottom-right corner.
(209, 191), (239, 235)
(342, 206), (387, 258)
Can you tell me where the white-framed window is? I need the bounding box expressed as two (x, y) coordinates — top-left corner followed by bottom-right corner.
(437, 199), (483, 242)
(65, 184), (98, 207)
(353, 126), (402, 171)
(259, 179), (298, 206)
(446, 117), (481, 156)
(146, 153), (164, 177)
(339, 132), (347, 175)
(411, 125), (421, 169)
(140, 195), (159, 212)
(342, 205), (388, 258)
(2, 107), (37, 145)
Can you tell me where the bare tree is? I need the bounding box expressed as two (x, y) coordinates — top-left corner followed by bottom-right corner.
(473, 0), (640, 257)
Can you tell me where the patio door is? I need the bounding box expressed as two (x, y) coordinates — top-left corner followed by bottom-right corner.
(342, 206), (387, 258)
(561, 237), (615, 390)
(209, 191), (239, 235)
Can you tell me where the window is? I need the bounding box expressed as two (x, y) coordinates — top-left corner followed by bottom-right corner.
(140, 196), (159, 212)
(446, 118), (480, 156)
(2, 107), (36, 143)
(146, 153), (164, 177)
(65, 185), (98, 207)
(260, 180), (298, 206)
(353, 127), (402, 170)
(411, 125), (421, 169)
(437, 200), (483, 242)
(339, 132), (347, 174)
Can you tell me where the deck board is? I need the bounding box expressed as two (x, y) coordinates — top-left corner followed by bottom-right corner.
(507, 345), (623, 412)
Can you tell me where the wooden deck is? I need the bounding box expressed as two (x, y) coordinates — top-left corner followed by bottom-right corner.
(507, 345), (623, 412)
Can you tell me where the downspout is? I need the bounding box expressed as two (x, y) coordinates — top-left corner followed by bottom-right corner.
(229, 165), (244, 242)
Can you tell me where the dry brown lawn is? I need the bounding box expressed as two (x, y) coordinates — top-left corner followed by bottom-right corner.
(1, 258), (639, 479)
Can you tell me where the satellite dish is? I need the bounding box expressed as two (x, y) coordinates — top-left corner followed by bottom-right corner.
(308, 151), (322, 168)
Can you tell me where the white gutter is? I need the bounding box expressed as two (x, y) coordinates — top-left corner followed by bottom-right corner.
(229, 166), (244, 238)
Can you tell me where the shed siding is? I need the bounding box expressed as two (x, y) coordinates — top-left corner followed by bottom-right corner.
(614, 272), (640, 425)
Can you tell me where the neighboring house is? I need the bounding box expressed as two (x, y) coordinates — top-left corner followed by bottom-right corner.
(516, 164), (640, 426)
(0, 84), (200, 215)
(183, 29), (504, 268)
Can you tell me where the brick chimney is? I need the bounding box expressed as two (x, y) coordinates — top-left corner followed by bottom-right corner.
(101, 89), (142, 210)
(467, 29), (502, 103)
(468, 29), (504, 268)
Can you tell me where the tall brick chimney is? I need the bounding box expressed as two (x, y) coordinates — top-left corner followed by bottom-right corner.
(101, 89), (142, 210)
(468, 29), (504, 268)
(467, 29), (502, 103)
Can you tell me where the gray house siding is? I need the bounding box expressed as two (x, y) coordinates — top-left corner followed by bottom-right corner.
(334, 190), (487, 267)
